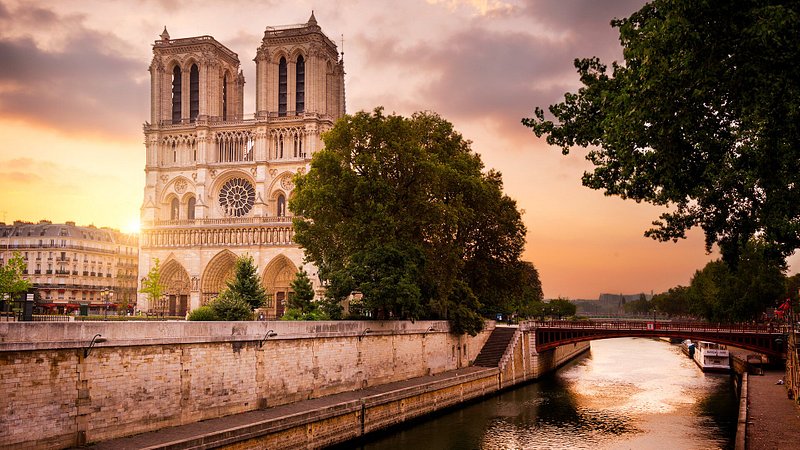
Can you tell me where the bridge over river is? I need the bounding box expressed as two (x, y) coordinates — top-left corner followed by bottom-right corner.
(529, 320), (787, 357)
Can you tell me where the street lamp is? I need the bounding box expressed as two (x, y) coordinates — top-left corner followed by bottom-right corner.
(102, 289), (113, 320)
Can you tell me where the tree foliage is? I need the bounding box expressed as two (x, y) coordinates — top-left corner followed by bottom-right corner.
(291, 108), (531, 335)
(651, 286), (690, 317)
(186, 291), (254, 321)
(139, 258), (164, 310)
(0, 251), (30, 301)
(283, 269), (329, 320)
(208, 289), (253, 321)
(687, 240), (785, 322)
(523, 0), (800, 265)
(226, 255), (267, 310)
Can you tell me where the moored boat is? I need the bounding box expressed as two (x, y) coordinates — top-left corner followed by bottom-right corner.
(682, 339), (729, 372)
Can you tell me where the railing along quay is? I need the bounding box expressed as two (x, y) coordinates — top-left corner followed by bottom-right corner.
(527, 320), (785, 334)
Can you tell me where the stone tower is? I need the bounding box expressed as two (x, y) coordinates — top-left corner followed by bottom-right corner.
(139, 14), (345, 317)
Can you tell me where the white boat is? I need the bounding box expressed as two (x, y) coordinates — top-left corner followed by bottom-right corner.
(681, 339), (729, 372)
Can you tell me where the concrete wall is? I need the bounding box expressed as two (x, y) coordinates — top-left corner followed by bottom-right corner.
(0, 320), (491, 449)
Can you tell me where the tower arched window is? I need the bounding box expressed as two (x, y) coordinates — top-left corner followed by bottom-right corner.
(277, 194), (286, 217)
(278, 57), (287, 117)
(170, 198), (179, 221)
(187, 197), (196, 220)
(222, 74), (228, 121)
(190, 64), (199, 122)
(278, 135), (284, 159)
(171, 66), (182, 124)
(296, 55), (305, 113)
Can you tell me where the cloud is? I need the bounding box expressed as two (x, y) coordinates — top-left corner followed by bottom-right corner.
(0, 3), (147, 137)
(353, 0), (648, 149)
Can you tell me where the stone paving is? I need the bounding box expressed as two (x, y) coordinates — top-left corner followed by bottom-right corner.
(746, 369), (800, 450)
(78, 366), (493, 450)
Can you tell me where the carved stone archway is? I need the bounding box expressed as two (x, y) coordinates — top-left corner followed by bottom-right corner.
(201, 250), (237, 305)
(161, 259), (190, 316)
(261, 255), (297, 319)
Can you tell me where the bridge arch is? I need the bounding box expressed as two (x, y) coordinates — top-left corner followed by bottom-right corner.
(530, 321), (786, 358)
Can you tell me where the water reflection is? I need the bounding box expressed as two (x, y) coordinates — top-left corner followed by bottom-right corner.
(344, 338), (737, 450)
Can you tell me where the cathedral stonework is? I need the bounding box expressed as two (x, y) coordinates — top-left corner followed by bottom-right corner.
(139, 13), (345, 317)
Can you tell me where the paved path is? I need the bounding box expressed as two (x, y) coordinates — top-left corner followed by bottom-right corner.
(745, 369), (800, 450)
(78, 366), (493, 450)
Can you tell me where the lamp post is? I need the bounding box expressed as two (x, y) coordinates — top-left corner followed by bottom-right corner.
(102, 289), (113, 320)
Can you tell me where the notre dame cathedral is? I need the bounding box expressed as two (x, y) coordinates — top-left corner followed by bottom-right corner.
(138, 13), (345, 317)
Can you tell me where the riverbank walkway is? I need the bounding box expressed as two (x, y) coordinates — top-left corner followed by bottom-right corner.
(745, 369), (800, 449)
(79, 366), (494, 450)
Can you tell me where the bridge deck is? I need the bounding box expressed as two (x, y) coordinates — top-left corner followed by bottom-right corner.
(529, 321), (787, 357)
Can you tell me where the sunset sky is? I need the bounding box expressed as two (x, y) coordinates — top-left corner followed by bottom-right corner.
(1, 0), (793, 299)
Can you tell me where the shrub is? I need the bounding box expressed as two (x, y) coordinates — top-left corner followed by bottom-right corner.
(187, 306), (218, 321)
(211, 289), (254, 321)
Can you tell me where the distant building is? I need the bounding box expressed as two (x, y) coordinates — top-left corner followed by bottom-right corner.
(138, 13), (345, 318)
(0, 220), (139, 314)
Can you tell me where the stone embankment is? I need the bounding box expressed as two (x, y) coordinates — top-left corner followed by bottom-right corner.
(0, 320), (588, 449)
(730, 349), (800, 449)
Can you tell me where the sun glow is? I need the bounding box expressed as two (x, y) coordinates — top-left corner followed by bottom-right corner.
(123, 218), (141, 234)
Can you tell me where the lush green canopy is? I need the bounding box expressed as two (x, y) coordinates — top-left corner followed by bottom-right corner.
(0, 251), (30, 301)
(226, 255), (267, 310)
(523, 0), (800, 264)
(291, 108), (535, 334)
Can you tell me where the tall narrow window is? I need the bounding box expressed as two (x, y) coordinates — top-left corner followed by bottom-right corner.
(171, 66), (182, 124)
(277, 194), (286, 217)
(278, 57), (287, 117)
(190, 64), (199, 122)
(187, 197), (196, 220)
(222, 74), (228, 121)
(278, 135), (284, 158)
(296, 55), (305, 113)
(170, 198), (179, 220)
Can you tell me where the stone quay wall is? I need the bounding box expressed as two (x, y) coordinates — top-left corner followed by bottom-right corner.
(0, 320), (490, 449)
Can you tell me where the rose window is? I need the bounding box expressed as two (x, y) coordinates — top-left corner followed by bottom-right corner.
(218, 178), (255, 217)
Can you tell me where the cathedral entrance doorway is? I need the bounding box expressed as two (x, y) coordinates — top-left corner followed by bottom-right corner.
(160, 259), (191, 317)
(262, 255), (297, 319)
(201, 250), (237, 305)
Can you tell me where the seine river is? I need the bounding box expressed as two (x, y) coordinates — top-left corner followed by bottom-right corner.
(345, 337), (738, 450)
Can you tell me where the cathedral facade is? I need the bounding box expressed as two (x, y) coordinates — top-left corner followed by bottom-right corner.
(138, 13), (345, 317)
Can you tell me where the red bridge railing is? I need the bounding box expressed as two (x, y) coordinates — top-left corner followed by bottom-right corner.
(525, 320), (786, 334)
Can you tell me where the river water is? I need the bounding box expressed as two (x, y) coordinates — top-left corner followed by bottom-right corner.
(346, 337), (738, 450)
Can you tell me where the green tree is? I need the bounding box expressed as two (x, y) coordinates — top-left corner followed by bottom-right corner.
(226, 255), (267, 310)
(651, 286), (690, 318)
(548, 298), (577, 319)
(523, 0), (800, 265)
(0, 251), (31, 302)
(291, 108), (527, 335)
(288, 269), (315, 313)
(209, 289), (253, 321)
(282, 269), (329, 320)
(688, 240), (785, 322)
(139, 258), (165, 312)
(187, 305), (218, 321)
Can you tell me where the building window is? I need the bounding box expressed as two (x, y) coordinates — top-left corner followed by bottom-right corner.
(278, 57), (287, 117)
(190, 64), (199, 122)
(187, 197), (196, 220)
(277, 194), (286, 217)
(172, 66), (182, 124)
(218, 178), (255, 217)
(171, 198), (179, 220)
(294, 135), (302, 158)
(222, 74), (228, 121)
(296, 55), (305, 113)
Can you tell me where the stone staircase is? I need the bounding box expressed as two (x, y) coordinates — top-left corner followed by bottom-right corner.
(473, 326), (518, 367)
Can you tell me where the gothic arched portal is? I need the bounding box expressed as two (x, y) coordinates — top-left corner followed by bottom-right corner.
(201, 250), (237, 305)
(160, 259), (190, 316)
(261, 255), (297, 319)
